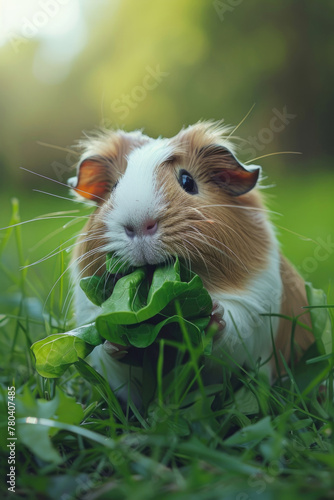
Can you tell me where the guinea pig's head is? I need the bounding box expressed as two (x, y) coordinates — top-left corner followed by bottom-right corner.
(72, 122), (271, 293)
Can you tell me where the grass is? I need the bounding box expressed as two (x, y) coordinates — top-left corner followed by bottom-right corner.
(0, 184), (334, 500)
(265, 169), (334, 293)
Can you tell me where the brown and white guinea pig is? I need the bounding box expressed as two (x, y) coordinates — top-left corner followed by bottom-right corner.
(69, 121), (314, 404)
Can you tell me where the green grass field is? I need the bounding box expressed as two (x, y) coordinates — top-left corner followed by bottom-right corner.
(0, 171), (333, 500)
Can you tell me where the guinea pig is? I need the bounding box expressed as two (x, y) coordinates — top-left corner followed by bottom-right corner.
(69, 121), (314, 404)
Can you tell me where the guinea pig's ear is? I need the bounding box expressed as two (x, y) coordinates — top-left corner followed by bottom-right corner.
(201, 144), (260, 196)
(71, 156), (112, 202)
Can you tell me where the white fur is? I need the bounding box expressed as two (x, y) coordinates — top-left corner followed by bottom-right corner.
(208, 234), (282, 380)
(103, 140), (173, 266)
(72, 261), (102, 325)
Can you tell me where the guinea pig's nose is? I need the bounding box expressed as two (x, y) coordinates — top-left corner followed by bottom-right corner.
(125, 219), (158, 238)
(144, 219), (158, 235)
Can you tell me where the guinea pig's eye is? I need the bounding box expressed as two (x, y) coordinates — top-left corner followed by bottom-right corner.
(112, 180), (119, 192)
(178, 170), (198, 195)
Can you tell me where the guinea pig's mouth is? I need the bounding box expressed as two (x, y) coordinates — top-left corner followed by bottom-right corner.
(125, 242), (168, 268)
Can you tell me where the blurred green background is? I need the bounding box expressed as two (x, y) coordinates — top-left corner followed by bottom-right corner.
(0, 0), (333, 306)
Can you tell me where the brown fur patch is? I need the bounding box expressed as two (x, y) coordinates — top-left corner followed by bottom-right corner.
(272, 256), (314, 374)
(72, 209), (108, 278)
(75, 156), (114, 202)
(74, 129), (150, 277)
(74, 129), (151, 203)
(154, 122), (272, 293)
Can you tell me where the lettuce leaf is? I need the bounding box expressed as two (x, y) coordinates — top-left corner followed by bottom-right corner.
(31, 324), (102, 378)
(31, 257), (213, 378)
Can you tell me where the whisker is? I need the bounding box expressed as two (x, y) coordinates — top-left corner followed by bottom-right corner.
(33, 189), (93, 207)
(29, 226), (82, 253)
(28, 213), (89, 252)
(181, 244), (193, 275)
(63, 218), (90, 229)
(0, 215), (91, 231)
(40, 210), (81, 216)
(196, 219), (245, 247)
(70, 244), (107, 277)
(187, 230), (249, 273)
(197, 204), (281, 216)
(182, 238), (211, 278)
(65, 250), (109, 307)
(187, 207), (208, 221)
(62, 249), (110, 319)
(47, 237), (107, 292)
(229, 103), (256, 137)
(36, 141), (79, 157)
(100, 90), (107, 128)
(131, 280), (142, 312)
(23, 231), (105, 269)
(24, 235), (86, 268)
(181, 235), (224, 276)
(20, 167), (106, 203)
(100, 254), (127, 302)
(188, 207), (246, 246)
(244, 151), (302, 164)
(47, 243), (108, 315)
(274, 224), (315, 243)
(164, 249), (174, 268)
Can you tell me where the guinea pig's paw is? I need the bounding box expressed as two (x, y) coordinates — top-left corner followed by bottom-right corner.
(210, 302), (226, 332)
(103, 340), (129, 360)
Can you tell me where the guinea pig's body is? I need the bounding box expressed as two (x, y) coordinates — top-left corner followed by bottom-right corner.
(70, 122), (314, 404)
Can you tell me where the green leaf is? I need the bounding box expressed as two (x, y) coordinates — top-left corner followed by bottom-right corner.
(31, 324), (102, 378)
(80, 274), (112, 307)
(17, 418), (62, 465)
(106, 253), (133, 274)
(224, 416), (274, 447)
(96, 257), (212, 330)
(230, 385), (260, 415)
(54, 389), (85, 431)
(98, 314), (209, 348)
(80, 254), (135, 306)
(14, 386), (84, 464)
(97, 266), (149, 324)
(32, 256), (213, 377)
